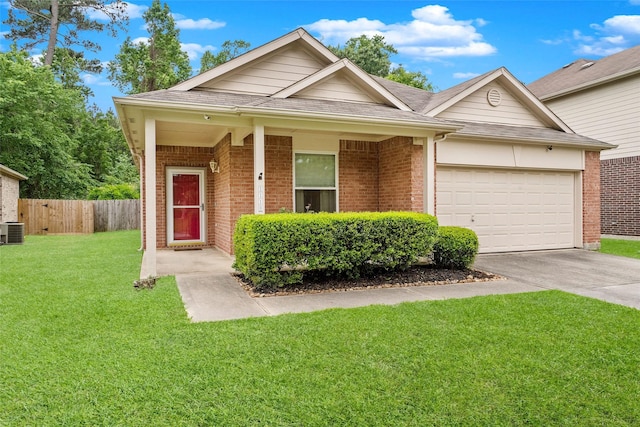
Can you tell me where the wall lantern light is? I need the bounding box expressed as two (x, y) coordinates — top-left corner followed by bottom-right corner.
(209, 159), (220, 173)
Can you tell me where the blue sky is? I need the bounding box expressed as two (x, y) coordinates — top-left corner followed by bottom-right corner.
(2, 0), (640, 112)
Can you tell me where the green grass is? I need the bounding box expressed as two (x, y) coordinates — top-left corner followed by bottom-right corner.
(601, 238), (640, 259)
(2, 231), (640, 425)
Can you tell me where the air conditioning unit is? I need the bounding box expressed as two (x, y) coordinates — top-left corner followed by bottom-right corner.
(0, 222), (24, 245)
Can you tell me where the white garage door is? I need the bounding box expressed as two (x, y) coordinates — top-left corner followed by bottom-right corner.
(437, 168), (576, 253)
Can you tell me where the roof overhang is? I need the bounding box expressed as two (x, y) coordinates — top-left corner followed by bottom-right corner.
(113, 96), (462, 154)
(447, 121), (616, 151)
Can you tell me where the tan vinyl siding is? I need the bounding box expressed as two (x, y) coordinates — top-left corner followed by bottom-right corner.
(545, 75), (640, 160)
(438, 82), (547, 127)
(199, 45), (325, 95)
(294, 74), (377, 104)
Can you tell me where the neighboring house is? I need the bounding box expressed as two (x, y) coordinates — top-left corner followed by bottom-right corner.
(114, 28), (612, 276)
(0, 164), (27, 223)
(528, 45), (640, 236)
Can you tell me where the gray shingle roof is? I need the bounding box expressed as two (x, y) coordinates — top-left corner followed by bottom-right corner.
(450, 120), (614, 149)
(126, 88), (452, 126)
(528, 44), (640, 99)
(121, 68), (611, 150)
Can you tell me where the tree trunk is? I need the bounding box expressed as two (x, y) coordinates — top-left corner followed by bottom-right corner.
(44, 0), (59, 66)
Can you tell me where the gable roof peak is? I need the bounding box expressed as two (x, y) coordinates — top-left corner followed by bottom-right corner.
(170, 27), (340, 92)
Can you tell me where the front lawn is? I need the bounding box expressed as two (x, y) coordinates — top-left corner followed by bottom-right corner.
(2, 231), (639, 425)
(601, 237), (640, 259)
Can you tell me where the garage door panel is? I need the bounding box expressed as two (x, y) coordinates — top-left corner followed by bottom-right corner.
(437, 168), (576, 253)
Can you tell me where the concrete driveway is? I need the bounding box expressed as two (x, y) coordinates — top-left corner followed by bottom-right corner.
(473, 249), (640, 310)
(158, 248), (640, 322)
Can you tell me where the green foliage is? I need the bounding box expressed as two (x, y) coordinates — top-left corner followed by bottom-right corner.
(387, 65), (435, 91)
(107, 0), (191, 94)
(433, 226), (479, 269)
(233, 212), (439, 289)
(88, 183), (139, 200)
(328, 34), (434, 90)
(0, 47), (93, 198)
(199, 40), (251, 73)
(0, 47), (138, 199)
(329, 34), (397, 77)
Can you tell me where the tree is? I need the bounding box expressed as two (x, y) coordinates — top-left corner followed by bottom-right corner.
(387, 65), (435, 91)
(329, 34), (435, 91)
(0, 47), (94, 198)
(3, 0), (127, 67)
(329, 34), (397, 77)
(108, 0), (191, 94)
(199, 40), (251, 73)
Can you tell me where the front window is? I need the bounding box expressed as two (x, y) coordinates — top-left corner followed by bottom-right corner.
(294, 153), (337, 213)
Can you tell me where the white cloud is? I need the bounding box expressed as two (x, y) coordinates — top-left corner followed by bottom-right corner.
(181, 43), (216, 61)
(453, 72), (481, 79)
(176, 18), (225, 30)
(82, 73), (111, 86)
(571, 13), (640, 56)
(131, 36), (149, 45)
(306, 5), (496, 61)
(594, 14), (640, 35)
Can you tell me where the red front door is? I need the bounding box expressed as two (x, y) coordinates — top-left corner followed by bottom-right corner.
(168, 168), (205, 244)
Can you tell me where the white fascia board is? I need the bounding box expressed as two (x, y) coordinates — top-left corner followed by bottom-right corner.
(450, 131), (615, 150)
(272, 59), (412, 111)
(426, 67), (573, 133)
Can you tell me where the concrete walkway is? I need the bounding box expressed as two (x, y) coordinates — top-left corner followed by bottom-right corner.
(146, 248), (640, 322)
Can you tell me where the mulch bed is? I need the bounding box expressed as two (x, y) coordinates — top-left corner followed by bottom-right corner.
(234, 265), (503, 297)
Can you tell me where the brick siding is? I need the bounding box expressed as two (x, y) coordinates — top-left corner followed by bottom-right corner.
(601, 155), (640, 236)
(265, 136), (293, 213)
(582, 151), (601, 249)
(379, 137), (414, 211)
(339, 140), (379, 211)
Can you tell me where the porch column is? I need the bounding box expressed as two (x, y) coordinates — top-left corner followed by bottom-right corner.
(423, 135), (436, 215)
(254, 123), (265, 214)
(144, 118), (157, 277)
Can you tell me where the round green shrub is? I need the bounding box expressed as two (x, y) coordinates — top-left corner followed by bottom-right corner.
(433, 226), (479, 269)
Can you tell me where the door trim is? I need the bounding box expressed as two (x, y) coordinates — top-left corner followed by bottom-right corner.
(166, 167), (206, 246)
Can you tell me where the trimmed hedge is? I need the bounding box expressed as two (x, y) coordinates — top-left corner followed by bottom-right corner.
(433, 226), (479, 269)
(233, 212), (439, 289)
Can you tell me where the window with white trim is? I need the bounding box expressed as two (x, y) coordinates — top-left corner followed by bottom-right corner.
(294, 152), (337, 213)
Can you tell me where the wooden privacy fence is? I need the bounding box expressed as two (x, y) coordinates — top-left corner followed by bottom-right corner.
(18, 199), (140, 235)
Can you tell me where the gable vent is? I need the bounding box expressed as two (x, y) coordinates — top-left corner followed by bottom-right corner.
(487, 88), (502, 107)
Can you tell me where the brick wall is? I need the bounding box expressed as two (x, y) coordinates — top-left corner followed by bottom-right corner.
(379, 137), (413, 211)
(265, 136), (293, 213)
(601, 155), (640, 236)
(213, 135), (232, 253)
(582, 151), (601, 249)
(339, 140), (379, 212)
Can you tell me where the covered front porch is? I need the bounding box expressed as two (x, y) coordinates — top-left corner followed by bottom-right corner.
(133, 108), (457, 277)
